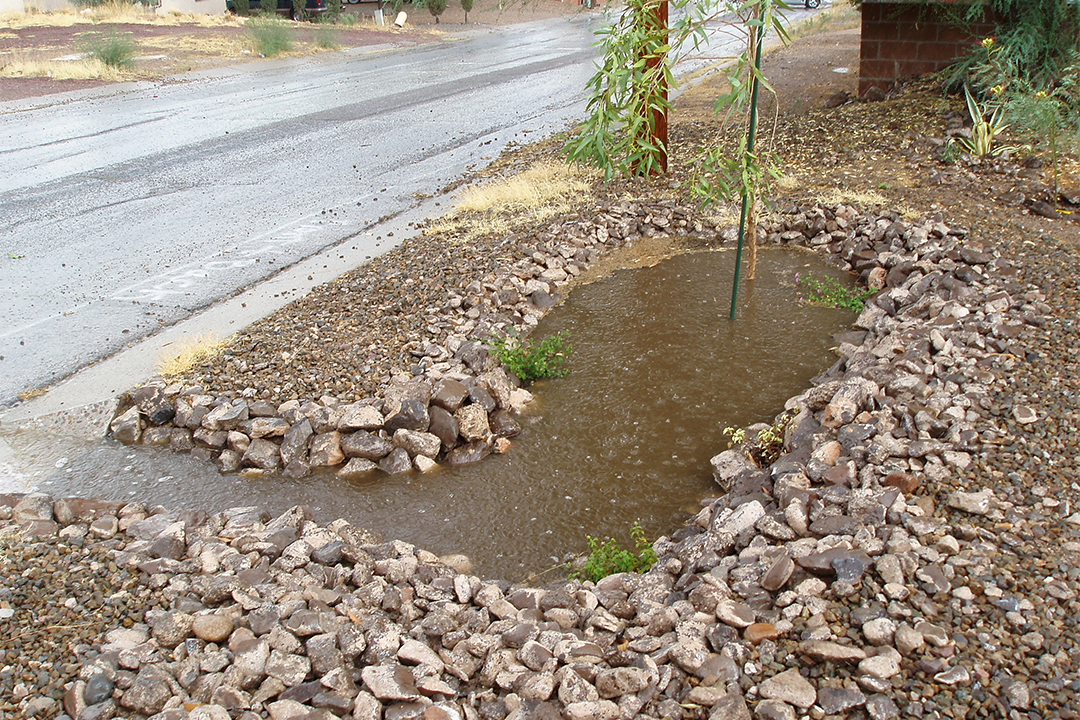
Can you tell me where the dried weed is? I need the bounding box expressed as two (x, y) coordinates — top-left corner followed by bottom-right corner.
(156, 333), (225, 378)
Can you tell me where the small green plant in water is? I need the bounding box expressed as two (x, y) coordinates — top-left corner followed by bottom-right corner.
(724, 410), (796, 467)
(78, 30), (137, 70)
(486, 331), (572, 384)
(795, 272), (876, 313)
(571, 522), (657, 583)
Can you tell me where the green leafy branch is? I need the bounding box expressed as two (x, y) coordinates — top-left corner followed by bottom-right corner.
(795, 272), (876, 313)
(486, 331), (572, 384)
(571, 521), (657, 582)
(724, 409), (795, 467)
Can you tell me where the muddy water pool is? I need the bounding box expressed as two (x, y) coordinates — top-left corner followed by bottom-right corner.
(1, 247), (857, 580)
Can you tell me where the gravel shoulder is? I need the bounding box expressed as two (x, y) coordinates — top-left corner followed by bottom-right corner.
(3, 10), (1080, 720)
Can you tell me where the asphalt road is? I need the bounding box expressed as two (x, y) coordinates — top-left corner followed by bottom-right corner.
(0, 6), (820, 409)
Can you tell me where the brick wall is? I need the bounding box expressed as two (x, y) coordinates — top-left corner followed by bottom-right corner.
(859, 0), (995, 96)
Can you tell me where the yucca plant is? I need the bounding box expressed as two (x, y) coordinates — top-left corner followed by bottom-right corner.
(950, 85), (1018, 157)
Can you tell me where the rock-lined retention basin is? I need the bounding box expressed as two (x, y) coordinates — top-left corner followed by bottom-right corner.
(3, 249), (855, 580)
(1, 200), (1067, 720)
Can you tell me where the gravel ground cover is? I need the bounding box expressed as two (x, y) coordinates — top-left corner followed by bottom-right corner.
(3, 13), (1080, 720)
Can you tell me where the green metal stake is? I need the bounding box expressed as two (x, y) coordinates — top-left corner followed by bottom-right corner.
(729, 14), (765, 320)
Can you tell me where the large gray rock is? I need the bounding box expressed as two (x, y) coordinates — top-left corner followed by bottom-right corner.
(431, 378), (470, 412)
(202, 402), (249, 431)
(341, 430), (393, 460)
(337, 458), (379, 480)
(243, 438), (282, 470)
(379, 447), (412, 475)
(132, 385), (175, 426)
(445, 440), (492, 465)
(383, 399), (429, 433)
(280, 419), (313, 466)
(110, 406), (142, 445)
(710, 448), (755, 491)
(427, 406), (459, 451)
(249, 417), (290, 438)
(13, 493), (54, 523)
(337, 403), (384, 432)
(455, 404), (490, 442)
(309, 431), (345, 467)
(392, 429), (441, 459)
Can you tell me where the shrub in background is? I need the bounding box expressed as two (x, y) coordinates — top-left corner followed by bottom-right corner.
(78, 30), (137, 70)
(247, 14), (293, 56)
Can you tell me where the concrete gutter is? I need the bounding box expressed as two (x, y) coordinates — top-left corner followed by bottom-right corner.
(0, 197), (443, 435)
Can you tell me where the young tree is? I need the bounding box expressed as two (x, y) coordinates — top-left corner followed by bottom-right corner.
(461, 0), (473, 23)
(422, 0), (447, 23)
(566, 0), (789, 312)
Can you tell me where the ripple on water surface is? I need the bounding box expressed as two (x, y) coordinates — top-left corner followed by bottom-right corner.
(5, 248), (858, 580)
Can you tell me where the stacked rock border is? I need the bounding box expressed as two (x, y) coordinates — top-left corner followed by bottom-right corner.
(2, 199), (1064, 719)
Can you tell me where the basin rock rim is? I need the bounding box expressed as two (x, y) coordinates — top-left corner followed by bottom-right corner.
(0, 198), (1052, 717)
(105, 199), (721, 477)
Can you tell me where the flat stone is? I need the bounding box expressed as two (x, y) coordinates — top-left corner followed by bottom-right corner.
(337, 457), (379, 479)
(192, 614), (233, 643)
(744, 623), (779, 644)
(858, 651), (901, 679)
(761, 555), (795, 591)
(754, 699), (796, 720)
(816, 687), (866, 714)
(716, 600), (755, 629)
(361, 664), (420, 701)
(934, 666), (970, 685)
(1012, 405), (1037, 424)
(249, 417), (290, 438)
(431, 379), (470, 412)
(758, 668), (816, 708)
(861, 618), (896, 646)
(445, 440), (492, 465)
(947, 489), (993, 515)
(865, 694), (900, 720)
(337, 404), (384, 431)
(798, 640), (867, 663)
(564, 700), (619, 720)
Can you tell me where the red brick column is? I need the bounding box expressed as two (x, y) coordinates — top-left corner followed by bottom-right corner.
(859, 0), (996, 96)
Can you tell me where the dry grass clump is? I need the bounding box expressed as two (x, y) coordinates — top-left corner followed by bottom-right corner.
(458, 161), (597, 212)
(1, 2), (244, 29)
(0, 55), (129, 80)
(156, 333), (225, 378)
(426, 161), (599, 242)
(814, 188), (919, 220)
(787, 4), (860, 41)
